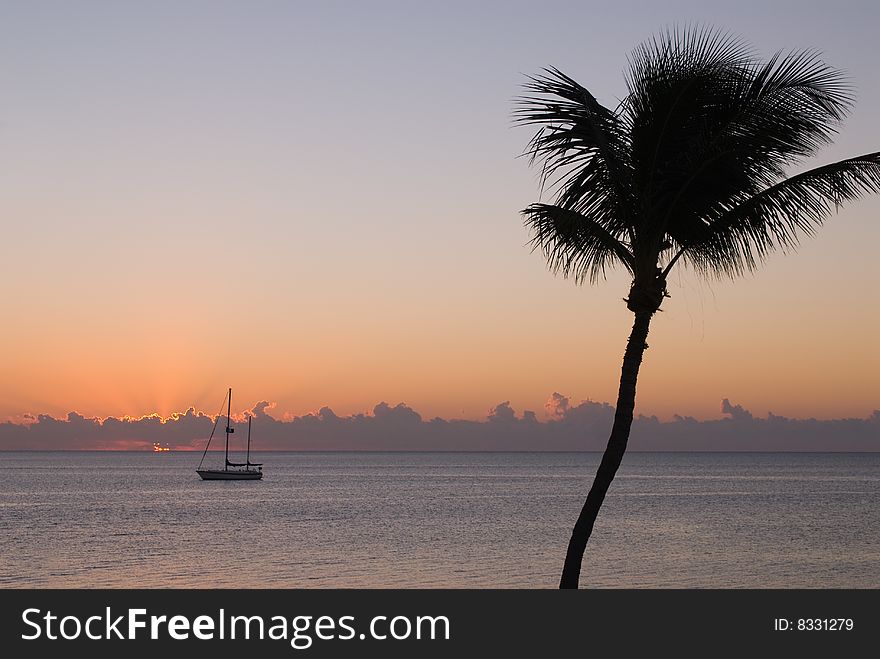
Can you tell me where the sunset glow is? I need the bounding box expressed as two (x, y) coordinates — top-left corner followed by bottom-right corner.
(1, 2), (878, 439)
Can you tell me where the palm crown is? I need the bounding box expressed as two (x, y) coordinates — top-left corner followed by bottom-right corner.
(516, 27), (880, 314)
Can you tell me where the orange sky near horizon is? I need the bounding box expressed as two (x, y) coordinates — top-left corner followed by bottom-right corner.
(1, 3), (878, 425)
(3, 214), (878, 425)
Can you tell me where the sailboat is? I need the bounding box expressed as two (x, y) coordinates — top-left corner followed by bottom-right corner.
(197, 388), (263, 480)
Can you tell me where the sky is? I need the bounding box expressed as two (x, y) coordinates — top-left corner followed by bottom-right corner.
(1, 0), (879, 440)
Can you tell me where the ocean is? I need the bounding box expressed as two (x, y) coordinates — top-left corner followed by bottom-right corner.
(1, 451), (877, 588)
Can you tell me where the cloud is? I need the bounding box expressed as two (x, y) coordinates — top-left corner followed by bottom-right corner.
(721, 398), (753, 421)
(0, 396), (877, 451)
(544, 392), (570, 418)
(250, 401), (275, 418)
(487, 401), (516, 423)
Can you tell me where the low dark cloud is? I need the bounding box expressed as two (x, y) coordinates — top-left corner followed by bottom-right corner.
(721, 398), (753, 421)
(1, 396), (877, 451)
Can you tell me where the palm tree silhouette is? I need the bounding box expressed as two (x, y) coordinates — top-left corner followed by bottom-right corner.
(515, 27), (880, 589)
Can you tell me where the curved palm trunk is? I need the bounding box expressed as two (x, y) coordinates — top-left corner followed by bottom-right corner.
(559, 310), (653, 588)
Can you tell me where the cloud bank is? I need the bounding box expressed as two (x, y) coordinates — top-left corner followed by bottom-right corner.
(1, 395), (877, 451)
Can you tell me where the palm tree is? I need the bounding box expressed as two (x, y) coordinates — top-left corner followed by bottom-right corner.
(515, 27), (880, 589)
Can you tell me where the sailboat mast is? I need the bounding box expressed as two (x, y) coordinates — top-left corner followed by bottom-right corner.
(225, 387), (232, 471)
(247, 415), (252, 466)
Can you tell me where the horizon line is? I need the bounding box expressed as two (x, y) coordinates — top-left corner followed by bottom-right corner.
(2, 448), (879, 453)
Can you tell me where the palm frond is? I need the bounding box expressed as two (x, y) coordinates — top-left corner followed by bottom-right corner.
(674, 153), (880, 277)
(623, 29), (852, 226)
(623, 26), (753, 193)
(514, 68), (634, 226)
(522, 203), (634, 283)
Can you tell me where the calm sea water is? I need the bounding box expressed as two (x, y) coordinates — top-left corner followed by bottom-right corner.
(1, 452), (877, 588)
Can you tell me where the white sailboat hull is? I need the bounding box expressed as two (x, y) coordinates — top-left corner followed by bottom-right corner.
(197, 469), (262, 481)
